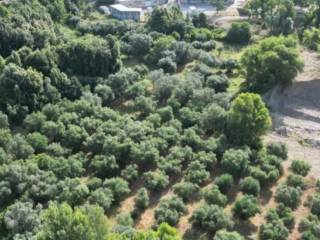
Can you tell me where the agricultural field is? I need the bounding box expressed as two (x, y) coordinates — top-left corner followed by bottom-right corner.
(0, 0), (320, 240)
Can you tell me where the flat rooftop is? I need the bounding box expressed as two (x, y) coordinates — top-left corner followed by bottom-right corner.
(109, 4), (142, 12)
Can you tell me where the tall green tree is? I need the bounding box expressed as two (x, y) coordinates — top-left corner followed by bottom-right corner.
(227, 93), (271, 146)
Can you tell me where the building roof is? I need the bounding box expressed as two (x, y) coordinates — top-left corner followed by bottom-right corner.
(109, 4), (142, 12)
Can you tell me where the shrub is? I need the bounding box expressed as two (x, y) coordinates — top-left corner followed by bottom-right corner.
(240, 176), (261, 196)
(226, 22), (251, 44)
(215, 174), (234, 193)
(206, 74), (230, 93)
(89, 188), (114, 212)
(103, 177), (130, 202)
(291, 160), (311, 177)
(116, 213), (133, 227)
(202, 185), (228, 207)
(143, 171), (169, 192)
(134, 188), (149, 210)
(267, 142), (288, 159)
(214, 230), (244, 240)
(259, 220), (289, 240)
(173, 182), (199, 202)
(233, 195), (260, 220)
(221, 148), (250, 177)
(275, 184), (301, 209)
(155, 196), (186, 226)
(200, 103), (227, 134)
(158, 57), (177, 74)
(190, 204), (233, 232)
(184, 161), (210, 185)
(286, 174), (306, 190)
(303, 28), (320, 51)
(310, 194), (320, 217)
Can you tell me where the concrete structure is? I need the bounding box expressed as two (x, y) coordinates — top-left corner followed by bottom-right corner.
(109, 4), (142, 21)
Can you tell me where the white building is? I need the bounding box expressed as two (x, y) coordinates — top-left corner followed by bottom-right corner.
(109, 4), (142, 21)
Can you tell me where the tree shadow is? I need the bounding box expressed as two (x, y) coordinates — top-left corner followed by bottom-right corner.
(183, 226), (210, 240)
(233, 218), (258, 238)
(259, 188), (273, 205)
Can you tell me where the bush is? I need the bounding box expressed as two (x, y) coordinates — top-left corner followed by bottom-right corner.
(233, 195), (260, 220)
(158, 57), (177, 74)
(184, 161), (210, 185)
(116, 213), (133, 227)
(221, 148), (250, 177)
(206, 74), (230, 93)
(226, 22), (251, 44)
(143, 171), (169, 192)
(259, 220), (289, 240)
(291, 160), (311, 177)
(303, 28), (320, 51)
(103, 178), (130, 202)
(200, 103), (227, 134)
(286, 174), (306, 190)
(267, 142), (288, 159)
(202, 185), (227, 207)
(155, 196), (186, 226)
(190, 204), (233, 232)
(215, 174), (234, 193)
(310, 194), (320, 217)
(214, 230), (244, 240)
(275, 184), (301, 209)
(173, 182), (199, 202)
(240, 177), (261, 196)
(134, 188), (149, 210)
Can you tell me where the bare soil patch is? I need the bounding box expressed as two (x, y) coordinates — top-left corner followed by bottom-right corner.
(265, 48), (320, 177)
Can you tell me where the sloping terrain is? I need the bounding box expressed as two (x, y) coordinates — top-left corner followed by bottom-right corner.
(265, 49), (320, 177)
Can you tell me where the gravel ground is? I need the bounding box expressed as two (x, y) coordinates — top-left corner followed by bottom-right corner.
(265, 49), (320, 178)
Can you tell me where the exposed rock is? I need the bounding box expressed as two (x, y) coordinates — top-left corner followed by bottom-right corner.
(276, 126), (293, 137)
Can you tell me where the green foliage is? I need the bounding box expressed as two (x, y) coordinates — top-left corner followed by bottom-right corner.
(240, 176), (261, 196)
(202, 185), (227, 207)
(144, 171), (169, 192)
(0, 64), (56, 122)
(286, 174), (306, 190)
(103, 177), (130, 202)
(221, 148), (250, 177)
(38, 203), (109, 240)
(226, 22), (251, 44)
(215, 174), (234, 193)
(173, 182), (199, 202)
(148, 6), (187, 36)
(241, 36), (304, 93)
(227, 93), (271, 146)
(116, 212), (134, 227)
(275, 184), (301, 209)
(233, 195), (260, 220)
(303, 28), (320, 51)
(291, 160), (311, 176)
(190, 204), (233, 232)
(213, 230), (244, 240)
(57, 36), (121, 78)
(310, 194), (320, 217)
(155, 196), (186, 226)
(184, 161), (210, 185)
(267, 142), (288, 160)
(200, 103), (227, 134)
(259, 219), (289, 240)
(135, 187), (150, 210)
